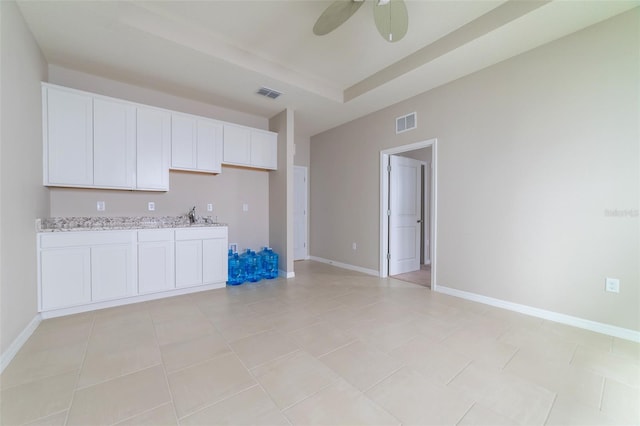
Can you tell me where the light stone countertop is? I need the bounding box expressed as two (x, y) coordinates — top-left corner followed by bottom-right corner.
(36, 216), (227, 232)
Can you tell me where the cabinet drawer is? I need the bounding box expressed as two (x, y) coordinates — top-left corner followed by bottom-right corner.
(138, 229), (174, 242)
(175, 227), (227, 241)
(40, 231), (134, 248)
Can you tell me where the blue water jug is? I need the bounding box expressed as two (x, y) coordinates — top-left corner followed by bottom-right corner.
(266, 248), (279, 279)
(257, 247), (269, 279)
(227, 249), (243, 285)
(245, 249), (261, 283)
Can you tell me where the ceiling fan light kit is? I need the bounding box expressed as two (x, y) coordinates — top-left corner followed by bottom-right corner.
(314, 0), (408, 43)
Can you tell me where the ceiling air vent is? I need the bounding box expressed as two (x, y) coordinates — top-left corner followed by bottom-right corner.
(396, 112), (417, 134)
(257, 87), (282, 99)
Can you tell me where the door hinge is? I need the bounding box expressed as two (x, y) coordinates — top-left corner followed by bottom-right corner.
(387, 165), (391, 172)
(387, 209), (391, 216)
(387, 253), (391, 260)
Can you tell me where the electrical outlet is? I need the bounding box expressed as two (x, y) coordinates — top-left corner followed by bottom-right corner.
(207, 203), (213, 212)
(243, 203), (249, 212)
(96, 201), (105, 211)
(148, 202), (155, 211)
(605, 277), (620, 293)
(352, 242), (357, 250)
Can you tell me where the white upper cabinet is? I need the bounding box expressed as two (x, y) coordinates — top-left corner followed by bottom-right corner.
(250, 129), (278, 170)
(223, 123), (251, 165)
(43, 83), (169, 191)
(43, 83), (277, 191)
(43, 86), (93, 186)
(93, 98), (136, 188)
(136, 107), (170, 191)
(171, 113), (222, 173)
(197, 119), (223, 172)
(223, 124), (277, 170)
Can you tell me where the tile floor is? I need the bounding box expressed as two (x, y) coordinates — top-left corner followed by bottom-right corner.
(1, 261), (638, 425)
(391, 264), (431, 288)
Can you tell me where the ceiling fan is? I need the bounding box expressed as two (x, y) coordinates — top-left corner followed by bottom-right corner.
(313, 0), (408, 43)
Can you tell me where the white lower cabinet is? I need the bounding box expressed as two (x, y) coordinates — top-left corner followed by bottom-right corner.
(91, 244), (136, 302)
(175, 227), (228, 288)
(138, 230), (175, 294)
(40, 247), (91, 311)
(38, 226), (227, 316)
(175, 240), (203, 288)
(203, 238), (228, 284)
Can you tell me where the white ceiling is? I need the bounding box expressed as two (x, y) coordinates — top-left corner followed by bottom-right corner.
(17, 0), (638, 138)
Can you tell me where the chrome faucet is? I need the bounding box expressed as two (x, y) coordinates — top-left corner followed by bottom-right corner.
(188, 206), (196, 224)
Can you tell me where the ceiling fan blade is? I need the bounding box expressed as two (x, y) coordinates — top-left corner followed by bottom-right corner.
(313, 0), (365, 36)
(373, 0), (408, 42)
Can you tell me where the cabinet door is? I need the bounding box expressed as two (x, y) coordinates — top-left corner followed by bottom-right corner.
(197, 119), (223, 173)
(137, 107), (170, 191)
(203, 238), (228, 284)
(91, 244), (135, 302)
(44, 86), (93, 186)
(138, 241), (175, 294)
(223, 124), (251, 166)
(40, 248), (91, 310)
(175, 240), (203, 287)
(250, 130), (277, 170)
(171, 114), (197, 170)
(93, 98), (136, 188)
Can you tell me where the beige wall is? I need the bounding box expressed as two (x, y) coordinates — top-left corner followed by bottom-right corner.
(48, 66), (267, 130)
(0, 1), (50, 355)
(269, 109), (295, 274)
(50, 169), (269, 252)
(310, 10), (639, 331)
(46, 67), (272, 252)
(294, 134), (310, 168)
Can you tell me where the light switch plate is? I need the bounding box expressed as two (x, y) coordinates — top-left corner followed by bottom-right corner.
(243, 203), (249, 212)
(207, 203), (213, 212)
(97, 201), (105, 211)
(148, 202), (155, 211)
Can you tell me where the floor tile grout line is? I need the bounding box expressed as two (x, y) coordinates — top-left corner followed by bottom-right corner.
(64, 314), (96, 426)
(454, 401), (476, 426)
(500, 347), (521, 372)
(361, 364), (406, 394)
(110, 401), (174, 426)
(20, 408), (68, 426)
(542, 392), (559, 425)
(315, 338), (360, 359)
(149, 312), (180, 426)
(162, 344), (235, 376)
(278, 377), (340, 412)
(175, 384), (262, 422)
(223, 340), (288, 422)
(72, 361), (164, 392)
(599, 377), (607, 411)
(246, 348), (303, 372)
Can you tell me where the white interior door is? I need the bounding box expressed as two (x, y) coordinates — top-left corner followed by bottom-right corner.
(389, 155), (421, 275)
(294, 166), (308, 260)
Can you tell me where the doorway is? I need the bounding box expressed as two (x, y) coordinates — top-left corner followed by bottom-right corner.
(380, 139), (437, 290)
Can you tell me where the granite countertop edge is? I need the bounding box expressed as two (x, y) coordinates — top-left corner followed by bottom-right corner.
(36, 216), (227, 232)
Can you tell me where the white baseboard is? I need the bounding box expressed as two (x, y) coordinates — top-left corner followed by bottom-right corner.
(436, 285), (640, 343)
(279, 269), (295, 278)
(309, 256), (379, 277)
(1, 314), (42, 373)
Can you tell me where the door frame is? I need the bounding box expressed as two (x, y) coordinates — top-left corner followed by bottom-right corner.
(293, 165), (309, 260)
(379, 138), (438, 290)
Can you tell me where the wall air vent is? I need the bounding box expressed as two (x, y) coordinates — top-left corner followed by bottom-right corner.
(396, 112), (417, 134)
(257, 87), (282, 99)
